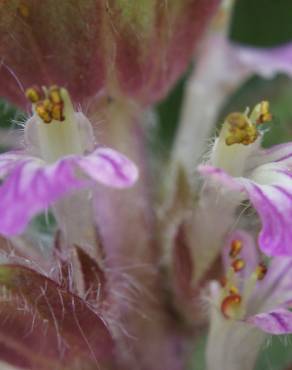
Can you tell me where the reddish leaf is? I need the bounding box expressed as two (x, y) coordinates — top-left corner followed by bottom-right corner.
(0, 264), (114, 369)
(0, 0), (219, 107)
(173, 223), (193, 299)
(113, 0), (220, 104)
(76, 247), (107, 302)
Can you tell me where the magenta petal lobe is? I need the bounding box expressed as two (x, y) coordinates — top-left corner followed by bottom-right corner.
(247, 309), (292, 334)
(0, 147), (138, 236)
(0, 157), (86, 236)
(244, 181), (292, 256)
(79, 148), (139, 188)
(234, 42), (292, 79)
(199, 162), (292, 256)
(198, 164), (244, 192)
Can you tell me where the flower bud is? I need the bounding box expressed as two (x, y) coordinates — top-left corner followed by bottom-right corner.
(0, 0), (219, 107)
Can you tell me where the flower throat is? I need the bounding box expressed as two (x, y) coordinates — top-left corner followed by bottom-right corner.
(25, 85), (84, 163)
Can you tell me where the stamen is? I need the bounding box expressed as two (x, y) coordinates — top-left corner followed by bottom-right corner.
(51, 104), (64, 121)
(255, 101), (272, 124)
(225, 112), (258, 146)
(254, 262), (267, 281)
(221, 293), (241, 319)
(26, 85), (65, 124)
(35, 100), (52, 124)
(229, 285), (239, 295)
(229, 239), (243, 258)
(231, 258), (245, 272)
(48, 86), (63, 104)
(25, 86), (43, 103)
(49, 86), (65, 121)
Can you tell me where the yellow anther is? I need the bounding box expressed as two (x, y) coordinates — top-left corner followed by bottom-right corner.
(229, 285), (239, 295)
(26, 84), (66, 124)
(18, 2), (29, 18)
(229, 239), (243, 258)
(35, 101), (52, 124)
(255, 262), (267, 281)
(221, 294), (242, 319)
(48, 86), (62, 104)
(51, 103), (64, 121)
(227, 112), (247, 129)
(225, 112), (258, 146)
(42, 98), (52, 111)
(25, 87), (42, 104)
(256, 101), (272, 124)
(231, 258), (246, 273)
(48, 86), (64, 121)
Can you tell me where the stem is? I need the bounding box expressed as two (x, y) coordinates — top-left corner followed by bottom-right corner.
(88, 97), (188, 370)
(172, 0), (245, 174)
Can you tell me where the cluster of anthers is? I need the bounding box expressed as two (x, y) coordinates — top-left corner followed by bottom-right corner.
(220, 239), (268, 320)
(25, 85), (65, 124)
(225, 101), (272, 146)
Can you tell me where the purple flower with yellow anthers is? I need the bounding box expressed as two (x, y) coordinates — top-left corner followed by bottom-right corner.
(198, 101), (292, 257)
(0, 86), (138, 236)
(206, 230), (292, 370)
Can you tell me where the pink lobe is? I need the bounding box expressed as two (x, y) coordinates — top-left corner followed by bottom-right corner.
(244, 181), (292, 256)
(198, 164), (244, 192)
(0, 148), (138, 236)
(233, 42), (292, 79)
(247, 308), (292, 334)
(79, 147), (139, 188)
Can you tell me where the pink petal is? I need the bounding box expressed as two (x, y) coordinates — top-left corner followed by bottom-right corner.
(233, 42), (292, 79)
(0, 151), (29, 176)
(0, 148), (138, 236)
(199, 164), (292, 256)
(0, 158), (86, 235)
(78, 147), (138, 188)
(247, 308), (292, 334)
(244, 180), (292, 256)
(252, 258), (292, 313)
(198, 164), (244, 192)
(249, 142), (292, 169)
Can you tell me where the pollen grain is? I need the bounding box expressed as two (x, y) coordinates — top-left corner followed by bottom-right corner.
(231, 258), (245, 273)
(229, 239), (243, 258)
(225, 112), (258, 146)
(255, 262), (267, 281)
(26, 85), (65, 124)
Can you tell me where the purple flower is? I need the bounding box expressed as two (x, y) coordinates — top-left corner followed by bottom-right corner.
(206, 230), (292, 370)
(207, 35), (292, 82)
(211, 229), (292, 333)
(0, 86), (138, 236)
(232, 40), (292, 79)
(198, 101), (292, 256)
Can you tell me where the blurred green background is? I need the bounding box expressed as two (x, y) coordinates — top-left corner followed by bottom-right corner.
(1, 1), (292, 369)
